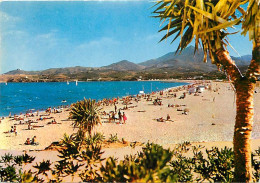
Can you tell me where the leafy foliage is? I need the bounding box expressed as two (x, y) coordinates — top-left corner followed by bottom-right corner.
(70, 98), (101, 137)
(1, 153), (14, 165)
(33, 160), (52, 177)
(14, 153), (36, 166)
(53, 132), (104, 182)
(86, 132), (105, 145)
(193, 146), (234, 182)
(252, 147), (260, 181)
(153, 0), (245, 64)
(100, 143), (176, 182)
(1, 142), (260, 182)
(0, 153), (36, 182)
(108, 133), (119, 143)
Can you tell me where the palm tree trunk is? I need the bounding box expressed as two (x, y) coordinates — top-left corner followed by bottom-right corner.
(234, 79), (255, 182)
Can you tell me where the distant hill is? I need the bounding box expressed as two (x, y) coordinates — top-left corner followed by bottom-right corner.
(3, 46), (251, 79)
(140, 46), (216, 72)
(101, 60), (145, 71)
(231, 55), (251, 66)
(4, 69), (40, 75)
(140, 46), (251, 72)
(40, 66), (94, 75)
(4, 66), (95, 75)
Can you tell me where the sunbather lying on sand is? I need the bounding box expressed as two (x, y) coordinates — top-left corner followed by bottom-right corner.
(157, 117), (165, 122)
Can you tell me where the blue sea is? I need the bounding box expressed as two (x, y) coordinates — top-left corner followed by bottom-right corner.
(0, 81), (187, 116)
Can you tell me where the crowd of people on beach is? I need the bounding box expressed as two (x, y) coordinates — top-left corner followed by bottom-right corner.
(1, 80), (214, 149)
(2, 105), (71, 146)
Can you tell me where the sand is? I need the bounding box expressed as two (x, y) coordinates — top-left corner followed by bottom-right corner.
(0, 80), (260, 162)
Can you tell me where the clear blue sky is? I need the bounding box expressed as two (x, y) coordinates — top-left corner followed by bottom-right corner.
(0, 1), (252, 74)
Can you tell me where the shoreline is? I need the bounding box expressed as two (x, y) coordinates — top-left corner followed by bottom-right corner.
(0, 78), (197, 84)
(0, 80), (190, 118)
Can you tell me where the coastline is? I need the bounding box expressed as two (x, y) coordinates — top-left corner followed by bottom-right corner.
(0, 80), (259, 163)
(0, 80), (189, 117)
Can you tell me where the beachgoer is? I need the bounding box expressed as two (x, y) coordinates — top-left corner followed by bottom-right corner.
(118, 110), (122, 123)
(111, 112), (116, 122)
(25, 138), (31, 145)
(167, 114), (170, 121)
(114, 104), (117, 112)
(157, 117), (164, 122)
(31, 136), (37, 145)
(29, 123), (33, 130)
(52, 119), (57, 124)
(123, 112), (127, 124)
(108, 114), (111, 123)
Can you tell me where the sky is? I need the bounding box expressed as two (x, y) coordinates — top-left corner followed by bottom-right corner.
(0, 1), (253, 74)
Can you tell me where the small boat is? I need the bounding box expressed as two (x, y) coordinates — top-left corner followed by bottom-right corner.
(5, 82), (8, 85)
(61, 100), (67, 103)
(139, 90), (144, 94)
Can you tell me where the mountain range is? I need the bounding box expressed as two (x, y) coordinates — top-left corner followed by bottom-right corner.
(2, 46), (251, 82)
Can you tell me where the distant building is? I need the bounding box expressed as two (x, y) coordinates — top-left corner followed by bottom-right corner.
(194, 76), (204, 80)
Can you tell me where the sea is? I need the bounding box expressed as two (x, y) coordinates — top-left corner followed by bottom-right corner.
(0, 81), (188, 117)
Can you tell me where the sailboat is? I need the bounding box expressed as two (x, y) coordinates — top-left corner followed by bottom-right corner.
(5, 82), (7, 85)
(75, 80), (78, 86)
(67, 81), (69, 85)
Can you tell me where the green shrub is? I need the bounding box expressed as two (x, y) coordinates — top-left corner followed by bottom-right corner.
(53, 132), (104, 182)
(1, 139), (260, 182)
(86, 132), (105, 145)
(108, 133), (119, 143)
(100, 143), (177, 182)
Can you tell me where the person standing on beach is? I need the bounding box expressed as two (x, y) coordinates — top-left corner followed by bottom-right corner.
(118, 110), (122, 123)
(114, 104), (117, 113)
(123, 112), (127, 124)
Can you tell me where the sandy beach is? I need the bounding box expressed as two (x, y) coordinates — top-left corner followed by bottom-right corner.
(0, 80), (260, 164)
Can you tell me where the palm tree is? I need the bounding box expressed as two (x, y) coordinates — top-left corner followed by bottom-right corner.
(70, 98), (101, 138)
(153, 0), (259, 181)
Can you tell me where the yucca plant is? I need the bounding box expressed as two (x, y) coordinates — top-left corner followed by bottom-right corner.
(108, 133), (119, 143)
(33, 160), (52, 179)
(14, 153), (35, 166)
(85, 132), (105, 145)
(1, 153), (14, 165)
(70, 98), (101, 138)
(153, 0), (259, 181)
